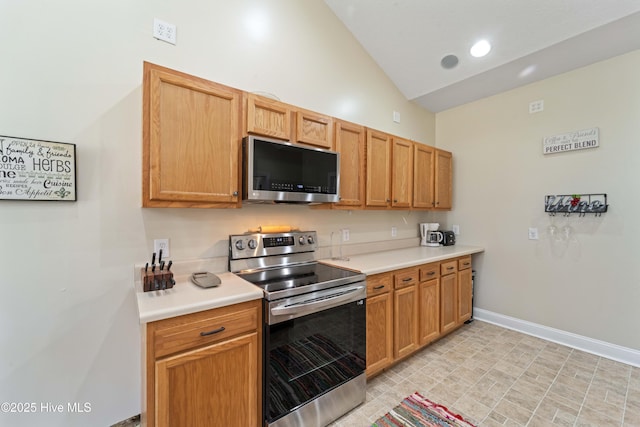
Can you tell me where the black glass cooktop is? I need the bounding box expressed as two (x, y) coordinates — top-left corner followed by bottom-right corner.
(236, 262), (364, 300)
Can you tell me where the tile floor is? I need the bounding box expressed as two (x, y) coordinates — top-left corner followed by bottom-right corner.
(332, 320), (640, 426)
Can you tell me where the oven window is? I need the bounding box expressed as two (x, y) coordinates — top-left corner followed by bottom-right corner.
(264, 299), (366, 423)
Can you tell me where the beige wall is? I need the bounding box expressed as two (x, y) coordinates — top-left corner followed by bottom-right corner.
(0, 1), (435, 426)
(436, 50), (640, 351)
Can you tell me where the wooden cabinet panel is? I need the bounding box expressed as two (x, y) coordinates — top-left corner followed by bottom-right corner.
(143, 62), (241, 208)
(334, 120), (365, 207)
(393, 267), (419, 289)
(391, 138), (413, 208)
(246, 93), (292, 141)
(366, 291), (393, 377)
(458, 256), (472, 270)
(434, 149), (452, 209)
(419, 278), (440, 346)
(440, 260), (457, 276)
(155, 333), (258, 427)
(393, 284), (419, 359)
(413, 143), (435, 208)
(440, 271), (458, 335)
(458, 267), (473, 324)
(144, 300), (262, 427)
(366, 272), (392, 297)
(365, 129), (391, 207)
(296, 108), (333, 149)
(419, 263), (440, 282)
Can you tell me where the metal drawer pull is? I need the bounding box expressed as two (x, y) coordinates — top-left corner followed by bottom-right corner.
(373, 285), (385, 290)
(426, 271), (436, 276)
(200, 326), (226, 337)
(447, 266), (455, 270)
(402, 277), (412, 282)
(462, 262), (470, 266)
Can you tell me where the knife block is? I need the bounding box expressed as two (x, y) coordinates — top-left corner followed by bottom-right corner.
(141, 269), (175, 292)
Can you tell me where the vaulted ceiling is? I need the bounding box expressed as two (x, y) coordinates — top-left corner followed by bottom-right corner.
(324, 1), (640, 112)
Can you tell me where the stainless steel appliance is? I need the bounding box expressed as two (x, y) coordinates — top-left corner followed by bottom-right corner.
(229, 231), (366, 427)
(243, 136), (340, 203)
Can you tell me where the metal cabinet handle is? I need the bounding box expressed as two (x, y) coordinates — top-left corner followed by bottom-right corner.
(402, 277), (412, 282)
(200, 326), (226, 337)
(447, 266), (455, 270)
(373, 285), (385, 290)
(232, 191), (238, 196)
(426, 271), (436, 276)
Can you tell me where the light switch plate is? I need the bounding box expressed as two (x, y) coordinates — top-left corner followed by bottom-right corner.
(528, 228), (539, 240)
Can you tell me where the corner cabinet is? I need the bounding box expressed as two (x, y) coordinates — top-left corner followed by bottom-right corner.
(142, 62), (242, 208)
(143, 300), (262, 427)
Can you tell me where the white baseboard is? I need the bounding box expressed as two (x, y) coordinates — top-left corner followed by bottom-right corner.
(473, 308), (640, 368)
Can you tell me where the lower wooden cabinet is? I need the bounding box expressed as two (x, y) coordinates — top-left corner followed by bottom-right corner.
(366, 273), (393, 377)
(440, 260), (458, 335)
(457, 256), (473, 323)
(143, 300), (262, 427)
(366, 256), (473, 378)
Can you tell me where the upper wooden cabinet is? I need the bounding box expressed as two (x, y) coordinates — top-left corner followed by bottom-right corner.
(246, 94), (333, 149)
(334, 120), (366, 208)
(391, 137), (414, 208)
(365, 129), (391, 207)
(413, 143), (435, 209)
(245, 93), (292, 141)
(434, 148), (453, 209)
(142, 62), (242, 208)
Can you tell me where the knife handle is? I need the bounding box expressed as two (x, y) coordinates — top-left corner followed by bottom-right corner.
(151, 252), (156, 265)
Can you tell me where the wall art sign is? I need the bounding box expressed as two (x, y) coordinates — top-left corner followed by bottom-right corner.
(542, 127), (599, 155)
(0, 135), (76, 201)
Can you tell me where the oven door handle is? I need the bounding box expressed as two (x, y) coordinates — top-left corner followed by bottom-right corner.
(270, 285), (365, 318)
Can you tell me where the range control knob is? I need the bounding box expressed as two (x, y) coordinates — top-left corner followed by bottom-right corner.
(248, 239), (257, 249)
(307, 235), (315, 245)
(235, 240), (245, 250)
(298, 236), (306, 245)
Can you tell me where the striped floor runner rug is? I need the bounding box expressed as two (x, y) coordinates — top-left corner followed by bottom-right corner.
(371, 392), (476, 427)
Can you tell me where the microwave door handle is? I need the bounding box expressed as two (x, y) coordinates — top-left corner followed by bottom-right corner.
(270, 286), (364, 318)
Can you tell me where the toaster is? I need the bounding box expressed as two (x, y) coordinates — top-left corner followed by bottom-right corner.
(442, 231), (456, 246)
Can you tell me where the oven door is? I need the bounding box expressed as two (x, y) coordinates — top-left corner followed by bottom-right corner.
(264, 284), (366, 425)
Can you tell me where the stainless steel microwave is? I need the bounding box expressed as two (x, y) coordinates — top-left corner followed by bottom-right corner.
(242, 136), (340, 203)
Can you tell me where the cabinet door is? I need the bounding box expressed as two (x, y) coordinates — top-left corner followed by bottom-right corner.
(155, 333), (259, 427)
(296, 108), (333, 149)
(391, 138), (413, 208)
(434, 149), (452, 209)
(366, 292), (393, 377)
(143, 62), (241, 207)
(334, 120), (365, 207)
(393, 285), (419, 359)
(458, 267), (473, 324)
(413, 143), (435, 209)
(365, 129), (391, 207)
(246, 93), (292, 141)
(419, 278), (440, 346)
(440, 272), (458, 334)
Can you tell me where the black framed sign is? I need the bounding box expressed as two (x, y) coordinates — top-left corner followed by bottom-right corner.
(0, 135), (77, 201)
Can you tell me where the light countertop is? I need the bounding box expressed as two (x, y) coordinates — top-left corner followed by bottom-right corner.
(320, 245), (484, 275)
(135, 271), (263, 324)
(134, 244), (484, 323)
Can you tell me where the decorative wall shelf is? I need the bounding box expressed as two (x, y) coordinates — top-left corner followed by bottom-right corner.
(545, 193), (608, 216)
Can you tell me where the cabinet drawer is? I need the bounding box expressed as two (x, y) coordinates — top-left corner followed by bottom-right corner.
(367, 272), (392, 297)
(419, 262), (439, 281)
(440, 260), (457, 276)
(394, 267), (419, 289)
(151, 300), (260, 358)
(458, 256), (472, 270)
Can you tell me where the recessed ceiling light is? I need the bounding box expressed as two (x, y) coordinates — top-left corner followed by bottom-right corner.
(440, 54), (459, 69)
(470, 40), (491, 58)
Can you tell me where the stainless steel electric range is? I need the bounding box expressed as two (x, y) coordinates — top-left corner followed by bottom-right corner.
(229, 231), (366, 427)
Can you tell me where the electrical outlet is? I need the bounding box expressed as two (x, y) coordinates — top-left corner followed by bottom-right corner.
(529, 100), (544, 114)
(154, 238), (170, 257)
(452, 224), (460, 235)
(153, 18), (177, 45)
(528, 228), (539, 240)
(342, 229), (350, 242)
(391, 226), (397, 237)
